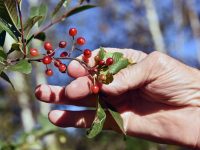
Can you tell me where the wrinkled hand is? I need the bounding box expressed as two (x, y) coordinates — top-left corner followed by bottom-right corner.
(35, 48), (200, 149)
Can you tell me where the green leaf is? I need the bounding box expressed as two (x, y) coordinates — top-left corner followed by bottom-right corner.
(0, 48), (7, 60)
(0, 30), (6, 47)
(112, 52), (123, 63)
(0, 71), (14, 89)
(0, 18), (19, 41)
(30, 6), (39, 18)
(24, 16), (43, 36)
(9, 60), (32, 74)
(34, 32), (46, 41)
(108, 58), (129, 75)
(108, 108), (125, 135)
(0, 0), (21, 39)
(99, 47), (106, 60)
(66, 5), (96, 18)
(38, 4), (48, 26)
(87, 100), (106, 138)
(52, 0), (70, 17)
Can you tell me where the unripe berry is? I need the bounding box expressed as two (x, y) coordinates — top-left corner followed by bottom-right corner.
(59, 41), (67, 48)
(76, 37), (85, 45)
(44, 42), (53, 51)
(45, 69), (53, 76)
(54, 59), (61, 68)
(60, 52), (68, 57)
(99, 74), (106, 81)
(94, 55), (100, 62)
(83, 49), (92, 58)
(91, 85), (100, 94)
(98, 60), (105, 66)
(42, 56), (52, 64)
(59, 64), (67, 73)
(69, 28), (77, 37)
(47, 50), (55, 56)
(106, 58), (113, 66)
(30, 48), (39, 57)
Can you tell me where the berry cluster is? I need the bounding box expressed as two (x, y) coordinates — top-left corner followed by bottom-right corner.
(29, 28), (89, 76)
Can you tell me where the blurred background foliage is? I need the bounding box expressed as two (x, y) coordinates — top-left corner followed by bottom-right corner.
(0, 0), (199, 149)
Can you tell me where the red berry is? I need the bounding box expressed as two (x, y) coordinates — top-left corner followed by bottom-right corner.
(42, 56), (52, 64)
(54, 59), (62, 67)
(106, 58), (113, 66)
(59, 41), (67, 48)
(60, 52), (68, 57)
(82, 55), (89, 63)
(69, 28), (77, 37)
(47, 50), (55, 56)
(44, 42), (53, 51)
(45, 69), (53, 76)
(59, 64), (67, 73)
(30, 48), (39, 57)
(76, 37), (85, 45)
(83, 49), (92, 58)
(98, 60), (105, 66)
(91, 85), (100, 94)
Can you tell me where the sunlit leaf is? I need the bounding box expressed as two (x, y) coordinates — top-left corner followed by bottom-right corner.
(108, 108), (125, 135)
(9, 60), (32, 74)
(0, 71), (14, 89)
(87, 100), (106, 138)
(99, 47), (106, 60)
(108, 58), (129, 75)
(0, 0), (21, 39)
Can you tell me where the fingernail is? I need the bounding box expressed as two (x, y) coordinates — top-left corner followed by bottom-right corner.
(49, 110), (65, 124)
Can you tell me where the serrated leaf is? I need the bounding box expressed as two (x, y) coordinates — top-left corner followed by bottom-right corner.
(0, 30), (6, 47)
(52, 0), (69, 17)
(24, 16), (43, 36)
(9, 60), (32, 74)
(87, 101), (106, 138)
(108, 108), (125, 135)
(34, 32), (46, 41)
(99, 47), (106, 60)
(0, 0), (21, 39)
(66, 5), (96, 18)
(0, 18), (19, 41)
(108, 58), (129, 75)
(38, 4), (48, 26)
(112, 52), (123, 63)
(0, 71), (14, 89)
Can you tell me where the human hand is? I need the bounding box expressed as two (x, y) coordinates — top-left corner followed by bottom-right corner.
(35, 48), (200, 149)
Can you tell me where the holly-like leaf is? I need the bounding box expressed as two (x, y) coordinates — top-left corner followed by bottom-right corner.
(66, 5), (96, 18)
(51, 0), (70, 17)
(24, 16), (43, 36)
(108, 58), (129, 75)
(87, 100), (106, 138)
(9, 60), (32, 74)
(38, 4), (48, 26)
(99, 47), (106, 60)
(0, 30), (6, 47)
(0, 0), (21, 39)
(108, 108), (126, 135)
(0, 71), (14, 89)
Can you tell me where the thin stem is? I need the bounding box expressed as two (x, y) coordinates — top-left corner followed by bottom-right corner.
(15, 0), (26, 57)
